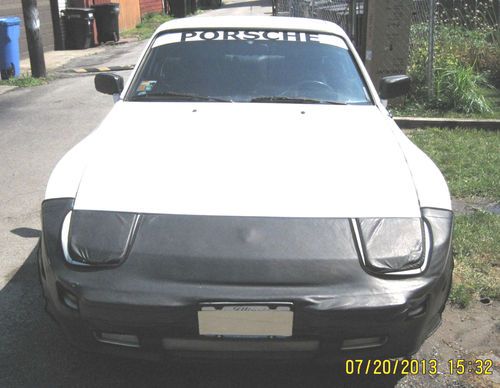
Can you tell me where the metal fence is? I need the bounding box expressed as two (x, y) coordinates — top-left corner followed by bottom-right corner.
(273, 0), (499, 100)
(273, 0), (365, 49)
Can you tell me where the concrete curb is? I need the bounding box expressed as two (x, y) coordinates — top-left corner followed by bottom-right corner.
(395, 116), (500, 131)
(65, 65), (135, 74)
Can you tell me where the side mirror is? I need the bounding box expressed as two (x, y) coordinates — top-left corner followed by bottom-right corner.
(95, 73), (124, 95)
(379, 75), (411, 100)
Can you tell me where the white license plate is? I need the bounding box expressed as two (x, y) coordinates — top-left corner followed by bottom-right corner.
(198, 304), (293, 337)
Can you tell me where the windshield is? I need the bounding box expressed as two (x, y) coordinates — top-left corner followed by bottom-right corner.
(127, 30), (373, 104)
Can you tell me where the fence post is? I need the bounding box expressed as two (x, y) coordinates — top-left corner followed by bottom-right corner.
(349, 0), (356, 41)
(360, 0), (368, 61)
(427, 0), (436, 101)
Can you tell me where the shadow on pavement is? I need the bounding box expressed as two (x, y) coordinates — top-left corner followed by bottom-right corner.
(10, 227), (41, 238)
(0, 245), (402, 387)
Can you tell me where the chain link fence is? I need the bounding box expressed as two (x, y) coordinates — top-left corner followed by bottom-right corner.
(273, 0), (365, 48)
(411, 0), (498, 100)
(273, 0), (499, 101)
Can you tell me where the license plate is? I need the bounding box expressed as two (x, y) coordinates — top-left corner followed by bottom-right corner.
(198, 304), (293, 337)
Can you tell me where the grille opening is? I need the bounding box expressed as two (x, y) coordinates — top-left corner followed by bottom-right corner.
(94, 332), (140, 348)
(162, 338), (319, 352)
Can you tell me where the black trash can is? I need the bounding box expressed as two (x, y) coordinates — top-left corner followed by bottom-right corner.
(171, 0), (187, 18)
(93, 3), (120, 43)
(61, 8), (95, 50)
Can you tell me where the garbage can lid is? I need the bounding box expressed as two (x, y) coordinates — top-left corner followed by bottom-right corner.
(0, 16), (21, 26)
(63, 7), (95, 12)
(61, 8), (95, 18)
(93, 3), (120, 10)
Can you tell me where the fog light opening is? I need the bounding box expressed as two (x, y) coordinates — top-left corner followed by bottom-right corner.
(407, 301), (427, 319)
(94, 332), (140, 348)
(57, 285), (79, 311)
(341, 336), (387, 351)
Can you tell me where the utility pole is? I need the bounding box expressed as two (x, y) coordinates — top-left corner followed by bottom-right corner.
(21, 0), (46, 78)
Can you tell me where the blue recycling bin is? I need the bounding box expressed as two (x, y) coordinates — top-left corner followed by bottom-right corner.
(0, 16), (21, 80)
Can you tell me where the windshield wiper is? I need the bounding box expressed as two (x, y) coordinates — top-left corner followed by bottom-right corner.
(250, 96), (347, 105)
(131, 91), (230, 102)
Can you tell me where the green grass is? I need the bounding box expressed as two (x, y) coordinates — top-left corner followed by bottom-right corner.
(393, 87), (500, 119)
(450, 211), (500, 307)
(122, 13), (173, 40)
(0, 74), (48, 87)
(408, 128), (500, 200)
(408, 128), (499, 308)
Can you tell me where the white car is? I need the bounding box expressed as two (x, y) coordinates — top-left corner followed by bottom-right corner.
(39, 16), (453, 361)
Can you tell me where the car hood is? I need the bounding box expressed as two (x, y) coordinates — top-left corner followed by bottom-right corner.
(72, 102), (421, 218)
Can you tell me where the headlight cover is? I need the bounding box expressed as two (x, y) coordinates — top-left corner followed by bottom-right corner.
(63, 210), (140, 266)
(354, 209), (453, 275)
(356, 217), (426, 273)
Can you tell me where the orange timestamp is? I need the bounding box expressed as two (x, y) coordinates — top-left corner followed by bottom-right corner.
(345, 358), (494, 375)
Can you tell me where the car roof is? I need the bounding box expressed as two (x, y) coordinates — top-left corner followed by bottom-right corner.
(154, 16), (347, 37)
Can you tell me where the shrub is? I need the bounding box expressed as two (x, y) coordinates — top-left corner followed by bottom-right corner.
(434, 62), (492, 114)
(405, 0), (498, 113)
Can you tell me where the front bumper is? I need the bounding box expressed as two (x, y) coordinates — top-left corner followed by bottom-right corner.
(39, 199), (453, 362)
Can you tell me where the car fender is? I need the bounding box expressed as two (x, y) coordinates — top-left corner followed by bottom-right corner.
(390, 124), (452, 211)
(45, 131), (98, 200)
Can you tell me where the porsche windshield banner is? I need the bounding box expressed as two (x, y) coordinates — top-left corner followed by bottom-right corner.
(153, 30), (348, 49)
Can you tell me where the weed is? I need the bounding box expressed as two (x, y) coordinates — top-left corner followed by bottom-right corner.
(434, 63), (492, 114)
(450, 283), (473, 308)
(122, 13), (173, 41)
(0, 74), (48, 87)
(451, 211), (500, 308)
